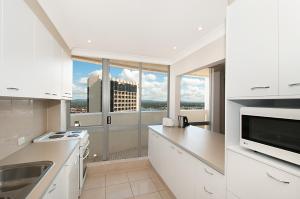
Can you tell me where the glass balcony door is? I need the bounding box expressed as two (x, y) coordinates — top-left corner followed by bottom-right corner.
(105, 60), (140, 160)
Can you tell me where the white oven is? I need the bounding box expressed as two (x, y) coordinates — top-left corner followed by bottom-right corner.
(240, 107), (300, 166)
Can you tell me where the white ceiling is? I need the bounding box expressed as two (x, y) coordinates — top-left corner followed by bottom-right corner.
(38, 0), (226, 64)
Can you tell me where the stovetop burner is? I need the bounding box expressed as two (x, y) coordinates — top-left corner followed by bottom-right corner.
(49, 135), (64, 139)
(70, 131), (81, 134)
(67, 134), (80, 138)
(55, 131), (66, 135)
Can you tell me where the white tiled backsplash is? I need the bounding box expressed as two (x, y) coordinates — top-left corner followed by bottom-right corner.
(0, 99), (48, 160)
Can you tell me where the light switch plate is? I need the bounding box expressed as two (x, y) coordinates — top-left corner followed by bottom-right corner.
(18, 137), (26, 146)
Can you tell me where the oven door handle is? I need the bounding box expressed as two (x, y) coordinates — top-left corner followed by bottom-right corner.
(83, 148), (90, 160)
(82, 140), (90, 150)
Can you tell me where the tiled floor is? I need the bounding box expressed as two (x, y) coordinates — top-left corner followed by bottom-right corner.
(81, 164), (175, 199)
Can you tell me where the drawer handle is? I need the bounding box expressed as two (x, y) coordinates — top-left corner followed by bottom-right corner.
(45, 92), (51, 95)
(288, 83), (300, 87)
(251, 86), (270, 90)
(266, 172), (290, 184)
(7, 87), (20, 91)
(204, 168), (214, 175)
(204, 186), (214, 195)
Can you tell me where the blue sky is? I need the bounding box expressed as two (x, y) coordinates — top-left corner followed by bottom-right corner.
(72, 60), (168, 101)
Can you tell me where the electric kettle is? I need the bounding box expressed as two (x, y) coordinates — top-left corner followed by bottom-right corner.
(178, 115), (189, 128)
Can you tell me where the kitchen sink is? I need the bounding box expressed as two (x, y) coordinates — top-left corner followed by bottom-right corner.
(0, 161), (53, 199)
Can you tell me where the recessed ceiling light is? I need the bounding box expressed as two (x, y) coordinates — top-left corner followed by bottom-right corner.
(87, 40), (92, 43)
(173, 46), (177, 50)
(198, 26), (203, 31)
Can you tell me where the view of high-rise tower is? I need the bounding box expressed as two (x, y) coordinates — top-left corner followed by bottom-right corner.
(110, 80), (138, 112)
(87, 73), (138, 113)
(87, 73), (102, 112)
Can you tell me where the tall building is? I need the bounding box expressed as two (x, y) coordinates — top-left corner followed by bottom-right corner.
(87, 75), (138, 112)
(110, 80), (138, 112)
(87, 74), (102, 112)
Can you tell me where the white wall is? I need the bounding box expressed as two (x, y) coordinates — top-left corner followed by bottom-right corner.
(169, 36), (226, 120)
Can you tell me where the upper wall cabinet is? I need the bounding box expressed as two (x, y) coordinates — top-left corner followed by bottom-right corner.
(35, 19), (62, 99)
(278, 0), (300, 96)
(0, 0), (72, 100)
(226, 0), (279, 98)
(61, 50), (73, 100)
(1, 0), (37, 98)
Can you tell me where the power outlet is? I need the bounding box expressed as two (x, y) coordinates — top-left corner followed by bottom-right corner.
(18, 136), (26, 146)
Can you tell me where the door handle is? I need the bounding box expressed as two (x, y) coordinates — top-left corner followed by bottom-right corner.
(107, 116), (111, 124)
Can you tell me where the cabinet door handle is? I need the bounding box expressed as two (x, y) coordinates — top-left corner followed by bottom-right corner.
(48, 183), (57, 193)
(7, 87), (20, 91)
(266, 172), (290, 184)
(176, 149), (183, 154)
(204, 168), (214, 175)
(251, 86), (270, 90)
(288, 83), (300, 87)
(204, 186), (214, 195)
(45, 92), (51, 95)
(52, 93), (57, 96)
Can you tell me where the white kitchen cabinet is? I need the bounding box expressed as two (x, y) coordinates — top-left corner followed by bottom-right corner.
(148, 130), (160, 172)
(227, 191), (240, 199)
(35, 19), (62, 99)
(168, 144), (195, 199)
(65, 147), (80, 199)
(1, 0), (37, 98)
(195, 161), (225, 199)
(43, 167), (67, 199)
(226, 0), (279, 98)
(148, 130), (225, 199)
(227, 150), (300, 199)
(61, 50), (73, 100)
(0, 0), (70, 100)
(278, 0), (300, 96)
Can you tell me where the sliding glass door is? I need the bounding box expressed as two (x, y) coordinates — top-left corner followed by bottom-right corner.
(107, 60), (140, 160)
(69, 58), (169, 162)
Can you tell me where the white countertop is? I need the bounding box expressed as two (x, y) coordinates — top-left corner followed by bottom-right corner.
(0, 140), (79, 199)
(149, 125), (225, 174)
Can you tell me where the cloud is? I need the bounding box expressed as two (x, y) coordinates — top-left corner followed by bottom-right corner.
(79, 77), (88, 84)
(180, 76), (207, 102)
(72, 83), (87, 99)
(117, 69), (167, 101)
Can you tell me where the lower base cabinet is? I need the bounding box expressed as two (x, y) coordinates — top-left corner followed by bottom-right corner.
(148, 130), (225, 199)
(42, 147), (79, 199)
(227, 149), (300, 199)
(42, 167), (67, 199)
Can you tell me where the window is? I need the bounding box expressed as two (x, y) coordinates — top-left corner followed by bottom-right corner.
(180, 68), (210, 128)
(179, 64), (225, 133)
(180, 72), (209, 110)
(70, 60), (102, 113)
(141, 70), (168, 111)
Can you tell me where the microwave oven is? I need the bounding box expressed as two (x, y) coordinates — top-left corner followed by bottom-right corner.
(240, 107), (300, 166)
